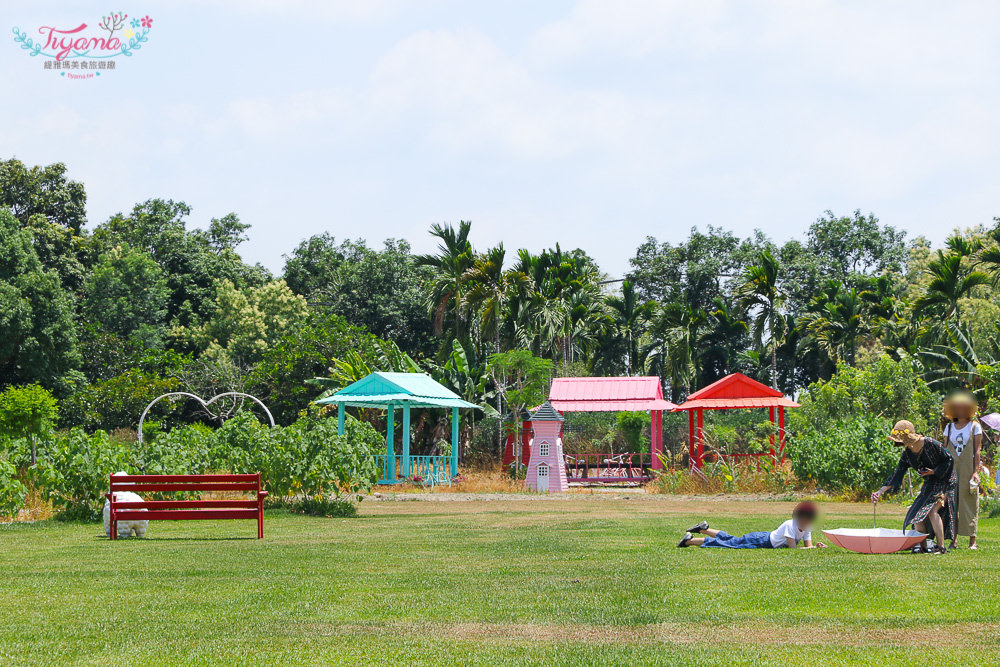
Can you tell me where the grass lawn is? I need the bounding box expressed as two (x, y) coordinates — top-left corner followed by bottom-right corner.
(2, 494), (999, 665)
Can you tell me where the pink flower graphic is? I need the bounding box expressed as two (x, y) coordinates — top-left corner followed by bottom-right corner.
(140, 15), (153, 28)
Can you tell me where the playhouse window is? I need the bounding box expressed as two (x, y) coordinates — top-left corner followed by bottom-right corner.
(537, 463), (549, 477)
(540, 442), (550, 457)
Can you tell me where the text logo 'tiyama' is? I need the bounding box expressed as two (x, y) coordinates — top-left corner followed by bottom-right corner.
(12, 11), (155, 80)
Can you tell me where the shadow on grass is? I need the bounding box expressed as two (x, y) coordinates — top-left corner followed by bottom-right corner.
(93, 536), (258, 542)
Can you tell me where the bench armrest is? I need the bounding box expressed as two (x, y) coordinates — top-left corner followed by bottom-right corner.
(257, 491), (269, 500)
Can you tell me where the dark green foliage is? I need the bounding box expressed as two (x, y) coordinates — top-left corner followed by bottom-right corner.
(0, 159), (87, 233)
(283, 235), (435, 357)
(60, 370), (180, 432)
(0, 459), (27, 518)
(787, 414), (900, 492)
(786, 355), (939, 491)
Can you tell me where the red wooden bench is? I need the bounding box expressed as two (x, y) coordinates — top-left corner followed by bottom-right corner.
(106, 473), (268, 540)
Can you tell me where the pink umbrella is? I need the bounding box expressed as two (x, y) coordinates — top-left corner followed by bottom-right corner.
(822, 527), (927, 554)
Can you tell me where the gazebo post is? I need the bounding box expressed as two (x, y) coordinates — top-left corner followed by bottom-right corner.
(401, 402), (411, 478)
(337, 403), (345, 436)
(778, 406), (786, 463)
(696, 409), (704, 468)
(651, 410), (663, 470)
(688, 410), (695, 468)
(768, 406), (776, 459)
(385, 403), (396, 482)
(451, 407), (459, 476)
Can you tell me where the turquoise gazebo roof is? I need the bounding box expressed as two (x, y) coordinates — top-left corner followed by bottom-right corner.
(314, 372), (481, 410)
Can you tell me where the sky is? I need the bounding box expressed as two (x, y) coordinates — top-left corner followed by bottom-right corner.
(3, 0), (1000, 278)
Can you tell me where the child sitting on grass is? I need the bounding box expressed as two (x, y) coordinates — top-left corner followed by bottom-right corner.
(677, 501), (827, 549)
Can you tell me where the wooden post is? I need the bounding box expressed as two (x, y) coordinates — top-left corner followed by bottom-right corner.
(385, 404), (395, 482)
(401, 403), (411, 478)
(337, 403), (345, 436)
(651, 410), (663, 470)
(451, 407), (460, 477)
(696, 409), (704, 468)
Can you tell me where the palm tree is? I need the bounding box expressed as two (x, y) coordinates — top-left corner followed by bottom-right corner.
(642, 302), (707, 401)
(605, 280), (654, 375)
(415, 221), (476, 341)
(919, 321), (1000, 399)
(804, 281), (871, 366)
(463, 244), (527, 355)
(736, 249), (784, 388)
(913, 250), (990, 328)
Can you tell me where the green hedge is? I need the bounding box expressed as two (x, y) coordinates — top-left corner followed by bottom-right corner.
(0, 411), (383, 519)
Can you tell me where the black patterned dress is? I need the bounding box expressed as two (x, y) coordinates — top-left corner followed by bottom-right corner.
(884, 438), (958, 540)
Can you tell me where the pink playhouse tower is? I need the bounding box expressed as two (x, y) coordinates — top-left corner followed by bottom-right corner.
(524, 401), (568, 493)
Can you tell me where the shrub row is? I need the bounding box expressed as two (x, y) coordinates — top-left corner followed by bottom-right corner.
(0, 411), (382, 519)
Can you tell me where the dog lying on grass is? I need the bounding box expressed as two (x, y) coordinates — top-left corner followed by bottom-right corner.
(103, 471), (148, 539)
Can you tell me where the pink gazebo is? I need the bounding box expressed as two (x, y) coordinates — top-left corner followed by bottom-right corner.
(548, 376), (677, 479)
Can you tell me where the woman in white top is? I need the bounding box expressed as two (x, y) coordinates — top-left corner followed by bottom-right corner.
(942, 393), (983, 550)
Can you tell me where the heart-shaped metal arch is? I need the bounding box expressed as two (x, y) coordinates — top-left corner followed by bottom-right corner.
(136, 392), (275, 444)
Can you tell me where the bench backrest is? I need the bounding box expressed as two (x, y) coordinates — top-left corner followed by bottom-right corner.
(109, 473), (261, 496)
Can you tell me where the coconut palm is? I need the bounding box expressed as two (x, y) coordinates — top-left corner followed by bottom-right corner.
(642, 302), (707, 400)
(912, 250), (991, 329)
(735, 248), (784, 388)
(803, 281), (871, 366)
(415, 221), (476, 341)
(605, 280), (655, 375)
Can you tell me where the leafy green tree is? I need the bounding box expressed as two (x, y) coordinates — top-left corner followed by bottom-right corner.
(489, 350), (553, 468)
(0, 159), (87, 233)
(283, 235), (435, 357)
(60, 370), (180, 432)
(249, 312), (380, 424)
(805, 210), (907, 285)
(94, 199), (270, 325)
(803, 281), (872, 366)
(0, 384), (59, 464)
(464, 243), (526, 357)
(174, 279), (308, 364)
(82, 247), (170, 347)
(642, 302), (707, 400)
(0, 211), (80, 389)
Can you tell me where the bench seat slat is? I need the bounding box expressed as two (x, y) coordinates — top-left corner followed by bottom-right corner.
(116, 509), (259, 521)
(111, 474), (259, 483)
(113, 500), (259, 510)
(110, 483), (260, 492)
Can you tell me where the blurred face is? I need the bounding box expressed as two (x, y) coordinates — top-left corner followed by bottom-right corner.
(795, 514), (814, 530)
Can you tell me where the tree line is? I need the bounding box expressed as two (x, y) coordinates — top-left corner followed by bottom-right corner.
(3, 157), (1000, 444)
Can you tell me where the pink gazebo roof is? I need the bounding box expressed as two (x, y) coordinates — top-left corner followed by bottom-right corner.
(548, 377), (677, 413)
(673, 373), (799, 411)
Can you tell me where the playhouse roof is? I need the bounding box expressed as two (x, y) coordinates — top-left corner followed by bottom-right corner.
(673, 372), (799, 411)
(548, 376), (677, 413)
(314, 372), (480, 410)
(529, 401), (564, 422)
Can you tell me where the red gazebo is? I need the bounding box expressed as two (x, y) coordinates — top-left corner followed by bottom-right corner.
(673, 373), (799, 469)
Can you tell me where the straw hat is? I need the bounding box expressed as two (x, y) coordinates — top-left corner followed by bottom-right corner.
(888, 420), (920, 446)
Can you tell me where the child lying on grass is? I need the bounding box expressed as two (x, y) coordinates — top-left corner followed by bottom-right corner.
(677, 501), (827, 549)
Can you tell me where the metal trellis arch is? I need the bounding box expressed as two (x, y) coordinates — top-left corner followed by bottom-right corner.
(136, 391), (276, 444)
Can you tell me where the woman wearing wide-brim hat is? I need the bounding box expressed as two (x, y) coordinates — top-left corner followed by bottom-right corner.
(942, 393), (983, 549)
(872, 420), (958, 554)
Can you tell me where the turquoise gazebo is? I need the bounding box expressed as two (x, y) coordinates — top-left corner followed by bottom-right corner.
(315, 372), (481, 484)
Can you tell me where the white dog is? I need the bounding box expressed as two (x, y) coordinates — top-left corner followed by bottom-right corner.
(103, 472), (148, 538)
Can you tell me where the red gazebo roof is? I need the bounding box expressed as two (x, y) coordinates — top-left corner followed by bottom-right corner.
(548, 377), (677, 413)
(673, 373), (799, 411)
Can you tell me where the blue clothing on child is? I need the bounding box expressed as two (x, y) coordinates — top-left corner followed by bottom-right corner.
(700, 530), (773, 549)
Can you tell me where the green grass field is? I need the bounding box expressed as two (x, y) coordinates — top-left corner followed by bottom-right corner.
(2, 494), (998, 665)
